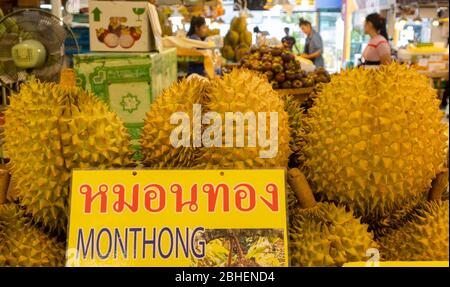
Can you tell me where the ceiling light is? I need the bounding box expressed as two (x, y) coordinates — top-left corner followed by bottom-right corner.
(413, 16), (422, 25)
(432, 18), (440, 26)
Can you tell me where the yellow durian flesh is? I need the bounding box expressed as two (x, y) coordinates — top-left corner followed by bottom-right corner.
(3, 82), (133, 233)
(0, 204), (65, 267)
(378, 200), (449, 261)
(303, 63), (448, 226)
(289, 202), (377, 267)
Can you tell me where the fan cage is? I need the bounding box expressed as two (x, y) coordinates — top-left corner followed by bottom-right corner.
(0, 8), (80, 163)
(0, 8), (80, 86)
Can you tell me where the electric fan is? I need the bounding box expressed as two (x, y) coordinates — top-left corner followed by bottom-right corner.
(0, 8), (79, 84)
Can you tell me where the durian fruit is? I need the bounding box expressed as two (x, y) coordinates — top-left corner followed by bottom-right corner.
(191, 238), (229, 267)
(222, 16), (251, 62)
(375, 169), (449, 238)
(288, 169), (377, 267)
(442, 129), (449, 201)
(230, 16), (247, 33)
(235, 45), (249, 62)
(283, 95), (307, 168)
(193, 69), (291, 169)
(442, 188), (449, 201)
(225, 31), (239, 47)
(221, 45), (235, 61)
(140, 76), (210, 168)
(3, 78), (133, 233)
(0, 204), (65, 267)
(240, 31), (252, 47)
(141, 69), (291, 169)
(286, 184), (299, 217)
(302, 63), (448, 227)
(230, 17), (240, 31)
(378, 200), (449, 261)
(237, 17), (247, 33)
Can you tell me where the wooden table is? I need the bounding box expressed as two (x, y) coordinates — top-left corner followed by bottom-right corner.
(276, 87), (315, 104)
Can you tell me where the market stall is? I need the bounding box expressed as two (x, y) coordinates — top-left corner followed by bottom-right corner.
(0, 0), (448, 269)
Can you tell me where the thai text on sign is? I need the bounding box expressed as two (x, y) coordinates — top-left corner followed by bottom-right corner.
(67, 169), (289, 267)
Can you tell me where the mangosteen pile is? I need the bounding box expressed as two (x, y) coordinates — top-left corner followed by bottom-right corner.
(240, 46), (331, 89)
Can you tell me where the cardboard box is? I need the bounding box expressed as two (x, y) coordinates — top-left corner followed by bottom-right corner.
(89, 1), (151, 52)
(73, 48), (177, 154)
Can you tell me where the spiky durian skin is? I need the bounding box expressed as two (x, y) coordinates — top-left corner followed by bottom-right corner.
(374, 198), (427, 238)
(289, 202), (377, 267)
(3, 82), (133, 233)
(303, 64), (448, 225)
(286, 185), (299, 217)
(283, 95), (308, 169)
(0, 204), (65, 267)
(140, 77), (209, 168)
(194, 69), (291, 169)
(378, 201), (449, 261)
(443, 188), (449, 201)
(141, 70), (291, 169)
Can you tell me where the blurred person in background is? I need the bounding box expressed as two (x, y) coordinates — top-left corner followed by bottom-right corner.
(282, 27), (296, 52)
(254, 26), (270, 46)
(186, 16), (208, 76)
(299, 19), (325, 68)
(362, 13), (392, 66)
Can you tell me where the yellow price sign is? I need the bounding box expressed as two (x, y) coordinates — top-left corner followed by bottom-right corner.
(66, 169), (289, 267)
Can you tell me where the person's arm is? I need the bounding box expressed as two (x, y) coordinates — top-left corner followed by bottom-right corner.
(302, 50), (321, 59)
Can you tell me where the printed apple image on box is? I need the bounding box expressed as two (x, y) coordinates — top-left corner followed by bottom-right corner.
(89, 1), (150, 52)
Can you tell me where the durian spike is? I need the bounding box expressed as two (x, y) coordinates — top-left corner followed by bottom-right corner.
(287, 168), (316, 209)
(0, 168), (8, 204)
(59, 68), (76, 87)
(428, 168), (449, 201)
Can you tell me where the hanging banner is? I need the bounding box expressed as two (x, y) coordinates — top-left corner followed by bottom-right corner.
(66, 169), (289, 267)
